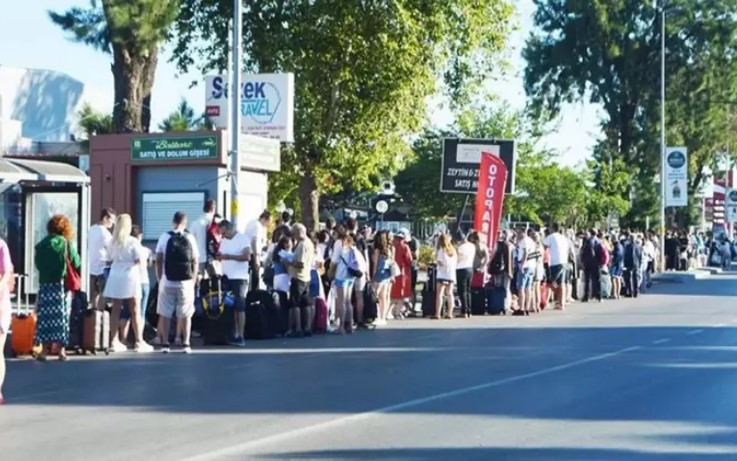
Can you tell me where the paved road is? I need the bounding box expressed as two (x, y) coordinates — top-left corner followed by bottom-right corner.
(3, 275), (737, 460)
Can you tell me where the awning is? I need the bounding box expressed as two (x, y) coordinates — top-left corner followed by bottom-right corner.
(0, 158), (89, 184)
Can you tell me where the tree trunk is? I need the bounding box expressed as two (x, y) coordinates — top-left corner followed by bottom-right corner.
(111, 44), (147, 133)
(299, 172), (320, 234)
(140, 48), (158, 132)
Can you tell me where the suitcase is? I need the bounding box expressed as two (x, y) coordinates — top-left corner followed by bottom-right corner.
(82, 309), (110, 355)
(540, 283), (549, 310)
(68, 291), (88, 351)
(486, 284), (507, 315)
(600, 273), (612, 299)
(10, 312), (37, 356)
(313, 297), (329, 333)
(471, 288), (486, 315)
(421, 285), (436, 317)
(363, 285), (378, 322)
(471, 272), (486, 289)
(202, 307), (234, 345)
(244, 290), (276, 340)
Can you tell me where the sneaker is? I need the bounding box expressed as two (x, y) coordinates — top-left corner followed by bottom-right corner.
(373, 318), (387, 326)
(161, 345), (171, 354)
(182, 345), (192, 354)
(134, 342), (154, 353)
(229, 337), (246, 347)
(111, 340), (128, 353)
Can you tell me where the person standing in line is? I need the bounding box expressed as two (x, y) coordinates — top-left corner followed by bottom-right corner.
(610, 235), (624, 300)
(622, 231), (643, 298)
(104, 214), (153, 353)
(371, 230), (394, 326)
(544, 224), (571, 310)
(333, 233), (366, 334)
(244, 210), (271, 291)
(528, 230), (544, 314)
(455, 230), (475, 318)
(641, 234), (656, 291)
(515, 227), (536, 315)
(34, 215), (81, 362)
(88, 208), (115, 311)
(119, 225), (152, 342)
(407, 229), (421, 313)
(435, 233), (457, 319)
(190, 199), (216, 275)
(155, 212), (199, 353)
(0, 236), (14, 402)
(346, 219), (369, 326)
(390, 229), (413, 319)
(285, 224), (315, 337)
(581, 228), (603, 302)
(217, 220), (251, 346)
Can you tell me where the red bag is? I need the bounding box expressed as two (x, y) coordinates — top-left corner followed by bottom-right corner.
(471, 271), (486, 289)
(313, 297), (328, 333)
(65, 240), (81, 292)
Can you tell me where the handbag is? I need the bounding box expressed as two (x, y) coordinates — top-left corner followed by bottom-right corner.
(64, 240), (81, 292)
(341, 254), (363, 278)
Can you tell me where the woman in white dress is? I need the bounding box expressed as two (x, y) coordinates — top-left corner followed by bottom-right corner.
(104, 214), (153, 353)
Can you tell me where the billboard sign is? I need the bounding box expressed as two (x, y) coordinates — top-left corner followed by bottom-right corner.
(440, 138), (515, 194)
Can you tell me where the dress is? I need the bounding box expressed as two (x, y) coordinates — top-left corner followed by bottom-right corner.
(35, 234), (81, 345)
(391, 241), (413, 299)
(104, 236), (143, 300)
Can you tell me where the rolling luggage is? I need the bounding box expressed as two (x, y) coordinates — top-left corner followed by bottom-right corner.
(314, 297), (329, 333)
(486, 280), (507, 315)
(363, 285), (378, 322)
(471, 288), (486, 315)
(68, 291), (88, 351)
(421, 285), (436, 317)
(600, 273), (612, 299)
(82, 309), (110, 355)
(10, 312), (37, 356)
(470, 271), (486, 289)
(244, 290), (276, 340)
(202, 289), (235, 345)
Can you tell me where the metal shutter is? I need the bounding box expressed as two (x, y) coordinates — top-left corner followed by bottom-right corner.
(142, 192), (205, 241)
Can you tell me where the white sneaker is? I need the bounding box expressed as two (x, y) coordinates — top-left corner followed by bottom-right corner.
(111, 340), (128, 353)
(135, 342), (154, 353)
(182, 346), (192, 354)
(374, 318), (387, 326)
(161, 346), (170, 354)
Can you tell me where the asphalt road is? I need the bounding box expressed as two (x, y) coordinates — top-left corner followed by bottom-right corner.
(3, 275), (737, 461)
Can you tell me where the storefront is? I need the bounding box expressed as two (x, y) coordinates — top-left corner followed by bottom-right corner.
(89, 130), (279, 242)
(0, 157), (90, 295)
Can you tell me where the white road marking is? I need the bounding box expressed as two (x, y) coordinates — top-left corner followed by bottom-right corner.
(652, 338), (671, 345)
(686, 329), (704, 336)
(181, 345), (642, 461)
(712, 323), (726, 328)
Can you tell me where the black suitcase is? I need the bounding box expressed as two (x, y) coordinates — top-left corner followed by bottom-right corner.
(363, 286), (378, 322)
(245, 290), (276, 340)
(271, 290), (289, 336)
(68, 291), (88, 351)
(471, 288), (486, 315)
(486, 283), (507, 315)
(421, 285), (436, 317)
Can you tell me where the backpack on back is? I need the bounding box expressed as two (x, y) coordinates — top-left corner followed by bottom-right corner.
(165, 231), (194, 281)
(488, 242), (506, 275)
(624, 242), (635, 268)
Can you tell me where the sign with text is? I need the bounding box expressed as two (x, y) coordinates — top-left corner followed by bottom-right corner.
(441, 138), (515, 194)
(726, 189), (737, 222)
(131, 135), (219, 162)
(665, 147), (688, 207)
(239, 134), (281, 172)
(205, 73), (295, 143)
(474, 152), (508, 249)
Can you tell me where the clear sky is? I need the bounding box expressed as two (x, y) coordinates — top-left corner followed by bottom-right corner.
(0, 0), (600, 166)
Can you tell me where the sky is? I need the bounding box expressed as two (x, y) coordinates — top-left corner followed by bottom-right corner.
(0, 0), (601, 167)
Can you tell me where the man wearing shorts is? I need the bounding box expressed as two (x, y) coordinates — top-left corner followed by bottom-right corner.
(217, 220), (251, 346)
(155, 212), (199, 353)
(286, 224), (314, 337)
(516, 228), (536, 315)
(544, 224), (571, 310)
(88, 208), (115, 311)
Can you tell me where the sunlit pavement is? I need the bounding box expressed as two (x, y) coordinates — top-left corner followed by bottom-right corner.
(4, 275), (737, 460)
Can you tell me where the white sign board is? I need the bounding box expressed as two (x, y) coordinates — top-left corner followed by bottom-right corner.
(205, 73), (295, 143)
(665, 147), (688, 207)
(239, 134), (281, 172)
(727, 189), (737, 222)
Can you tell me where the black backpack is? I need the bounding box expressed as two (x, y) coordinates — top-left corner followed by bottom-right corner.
(165, 231), (194, 281)
(488, 242), (506, 275)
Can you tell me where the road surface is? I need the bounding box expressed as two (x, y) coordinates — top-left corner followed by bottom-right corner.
(3, 274), (737, 460)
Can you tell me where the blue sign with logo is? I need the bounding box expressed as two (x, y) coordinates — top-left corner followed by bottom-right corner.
(667, 150), (686, 169)
(209, 77), (282, 125)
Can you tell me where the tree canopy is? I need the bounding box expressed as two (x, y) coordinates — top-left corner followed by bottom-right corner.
(173, 0), (514, 231)
(158, 98), (210, 132)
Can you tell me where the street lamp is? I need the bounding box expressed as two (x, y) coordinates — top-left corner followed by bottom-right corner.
(659, 0), (666, 271)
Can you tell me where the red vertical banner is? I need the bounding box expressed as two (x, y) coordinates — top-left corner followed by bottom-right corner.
(474, 152), (508, 251)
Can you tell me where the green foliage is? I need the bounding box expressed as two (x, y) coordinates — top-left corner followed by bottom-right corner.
(76, 103), (113, 153)
(525, 0), (737, 228)
(158, 98), (211, 132)
(417, 244), (436, 270)
(173, 0), (514, 230)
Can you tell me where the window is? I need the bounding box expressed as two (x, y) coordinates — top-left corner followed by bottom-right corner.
(141, 192), (205, 241)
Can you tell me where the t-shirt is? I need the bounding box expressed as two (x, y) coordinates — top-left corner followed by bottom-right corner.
(139, 246), (151, 285)
(545, 233), (570, 267)
(88, 224), (112, 276)
(517, 236), (537, 270)
(291, 238), (315, 282)
(220, 232), (251, 280)
(155, 230), (200, 289)
(437, 248), (457, 282)
(244, 219), (268, 257)
(456, 242), (475, 270)
(189, 213), (213, 265)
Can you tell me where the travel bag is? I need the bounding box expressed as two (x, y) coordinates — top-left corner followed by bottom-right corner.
(313, 297), (329, 333)
(68, 291), (88, 351)
(363, 284), (378, 322)
(10, 312), (37, 356)
(244, 289), (276, 340)
(82, 309), (110, 355)
(485, 279), (507, 315)
(471, 287), (487, 315)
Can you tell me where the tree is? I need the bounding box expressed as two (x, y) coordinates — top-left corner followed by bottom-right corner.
(50, 0), (179, 133)
(172, 0), (514, 231)
(158, 98), (211, 132)
(76, 103), (113, 152)
(524, 0), (737, 227)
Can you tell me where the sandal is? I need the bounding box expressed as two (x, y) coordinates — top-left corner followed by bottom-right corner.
(36, 354), (48, 362)
(58, 354), (69, 362)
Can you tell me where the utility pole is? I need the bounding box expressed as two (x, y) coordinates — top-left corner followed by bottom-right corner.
(230, 0), (243, 228)
(659, 0), (667, 272)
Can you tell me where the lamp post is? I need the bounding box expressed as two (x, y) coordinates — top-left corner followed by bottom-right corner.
(659, 0), (666, 272)
(230, 0), (243, 229)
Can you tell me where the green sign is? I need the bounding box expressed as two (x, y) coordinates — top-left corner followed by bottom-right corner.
(131, 136), (218, 162)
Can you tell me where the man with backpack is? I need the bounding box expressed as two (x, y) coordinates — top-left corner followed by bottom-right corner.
(155, 212), (199, 353)
(581, 228), (603, 302)
(623, 232), (643, 298)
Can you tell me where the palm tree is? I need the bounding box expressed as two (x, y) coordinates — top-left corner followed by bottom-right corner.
(158, 98), (213, 132)
(76, 103), (113, 152)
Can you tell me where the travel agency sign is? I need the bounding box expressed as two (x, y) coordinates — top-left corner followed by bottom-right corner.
(205, 73), (295, 143)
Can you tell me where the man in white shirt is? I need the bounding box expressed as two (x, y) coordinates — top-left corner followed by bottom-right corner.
(642, 235), (656, 290)
(244, 210), (271, 290)
(217, 220), (251, 346)
(155, 212), (199, 354)
(88, 208), (116, 311)
(189, 199), (216, 272)
(544, 224), (572, 310)
(516, 227), (536, 315)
